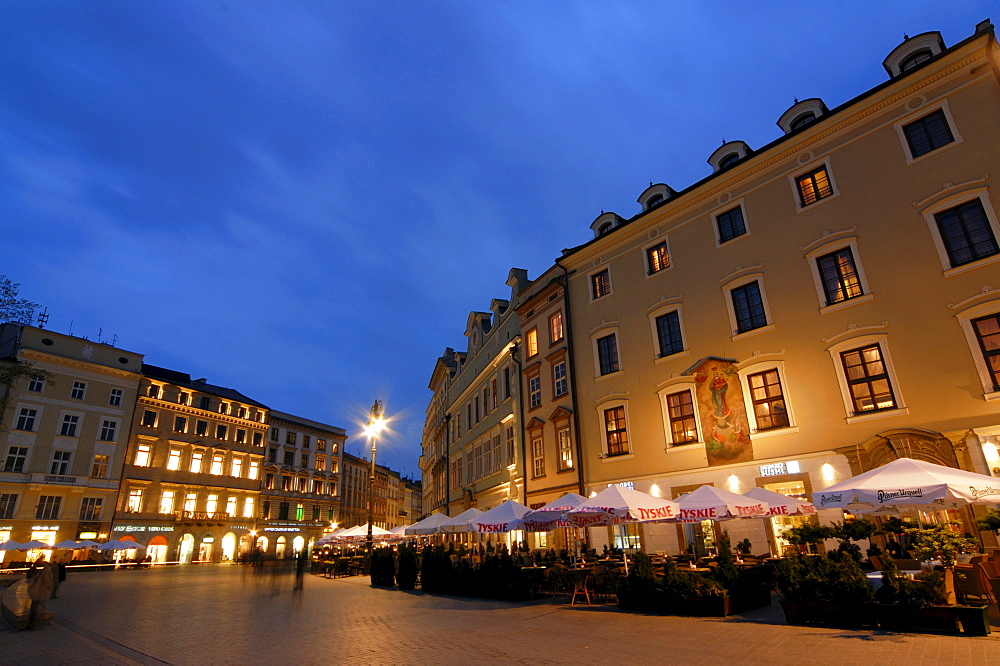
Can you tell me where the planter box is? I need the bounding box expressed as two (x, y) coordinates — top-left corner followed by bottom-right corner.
(730, 589), (772, 614)
(619, 595), (732, 617)
(781, 601), (990, 636)
(780, 601), (875, 628)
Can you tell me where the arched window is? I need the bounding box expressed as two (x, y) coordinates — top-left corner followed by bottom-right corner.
(597, 222), (613, 236)
(790, 112), (816, 130)
(718, 153), (741, 169)
(646, 193), (663, 208)
(899, 49), (933, 73)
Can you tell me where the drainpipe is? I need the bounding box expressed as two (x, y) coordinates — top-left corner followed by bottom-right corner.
(558, 263), (587, 498)
(510, 342), (526, 505)
(443, 413), (451, 516)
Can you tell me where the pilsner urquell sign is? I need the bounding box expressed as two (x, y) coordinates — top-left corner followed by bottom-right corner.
(688, 357), (754, 466)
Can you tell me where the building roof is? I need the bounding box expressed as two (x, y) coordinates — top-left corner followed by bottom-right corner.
(142, 363), (269, 409)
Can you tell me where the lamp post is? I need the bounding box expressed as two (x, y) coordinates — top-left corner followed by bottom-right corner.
(365, 400), (384, 556)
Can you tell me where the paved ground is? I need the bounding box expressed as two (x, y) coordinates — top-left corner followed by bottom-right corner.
(1, 565), (999, 665)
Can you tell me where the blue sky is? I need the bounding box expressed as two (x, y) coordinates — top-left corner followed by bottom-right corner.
(1, 2), (992, 474)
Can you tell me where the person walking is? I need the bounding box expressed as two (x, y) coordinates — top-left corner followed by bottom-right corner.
(293, 550), (307, 591)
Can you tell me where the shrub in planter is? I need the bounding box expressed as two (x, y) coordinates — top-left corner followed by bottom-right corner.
(396, 545), (419, 590)
(420, 545), (454, 594)
(776, 554), (874, 627)
(369, 547), (396, 587)
(736, 538), (752, 557)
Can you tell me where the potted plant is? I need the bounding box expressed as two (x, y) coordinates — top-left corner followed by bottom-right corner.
(396, 544), (418, 590)
(776, 553), (875, 627)
(369, 547), (396, 587)
(735, 538), (752, 558)
(904, 522), (976, 605)
(783, 521), (835, 555)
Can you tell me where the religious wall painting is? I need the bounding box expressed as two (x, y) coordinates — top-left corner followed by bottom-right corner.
(687, 357), (754, 466)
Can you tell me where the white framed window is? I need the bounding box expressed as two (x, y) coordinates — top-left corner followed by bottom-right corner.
(643, 237), (671, 276)
(91, 454), (109, 478)
(647, 303), (687, 361)
(159, 490), (175, 514)
(804, 237), (873, 313)
(920, 189), (1000, 276)
(525, 328), (539, 358)
(226, 496), (237, 517)
(190, 451), (204, 474)
(109, 388), (123, 406)
(59, 413), (80, 437)
(166, 449), (182, 471)
(15, 407), (38, 432)
(126, 488), (143, 513)
(589, 266), (612, 301)
(530, 435), (545, 478)
(557, 426), (573, 470)
(184, 493), (197, 513)
(736, 359), (798, 436)
(596, 398), (632, 460)
(248, 460), (260, 480)
(71, 381), (87, 400)
(894, 100), (962, 164)
(5, 447), (28, 473)
(243, 497), (254, 518)
(657, 380), (702, 448)
(789, 157), (839, 212)
(50, 450), (71, 475)
(712, 199), (750, 246)
(954, 298), (1000, 400)
(549, 312), (564, 344)
(528, 374), (542, 409)
(134, 444), (152, 467)
(210, 454), (224, 475)
(721, 272), (774, 340)
(231, 457), (243, 477)
(27, 375), (44, 393)
(99, 419), (119, 442)
(590, 324), (622, 378)
(553, 360), (568, 397)
(826, 334), (907, 423)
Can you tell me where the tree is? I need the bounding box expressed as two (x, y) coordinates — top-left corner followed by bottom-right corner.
(0, 275), (38, 324)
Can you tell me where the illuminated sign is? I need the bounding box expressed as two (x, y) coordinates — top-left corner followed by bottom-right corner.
(609, 481), (635, 490)
(0, 526), (13, 531)
(31, 525), (59, 531)
(112, 525), (175, 533)
(263, 527), (300, 532)
(202, 537), (215, 543)
(758, 461), (800, 477)
(78, 532), (98, 539)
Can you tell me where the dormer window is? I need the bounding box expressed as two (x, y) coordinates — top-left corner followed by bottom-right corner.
(718, 153), (740, 169)
(598, 222), (613, 236)
(707, 141), (751, 173)
(789, 112), (815, 130)
(882, 32), (945, 78)
(636, 184), (674, 211)
(590, 212), (624, 239)
(777, 98), (827, 134)
(646, 194), (663, 207)
(899, 49), (933, 72)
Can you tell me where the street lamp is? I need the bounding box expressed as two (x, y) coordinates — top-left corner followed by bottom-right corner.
(364, 400), (385, 555)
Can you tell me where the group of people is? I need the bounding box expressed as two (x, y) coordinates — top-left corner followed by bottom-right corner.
(23, 560), (65, 630)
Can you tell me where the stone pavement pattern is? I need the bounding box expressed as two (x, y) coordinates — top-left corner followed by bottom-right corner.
(1, 565), (999, 665)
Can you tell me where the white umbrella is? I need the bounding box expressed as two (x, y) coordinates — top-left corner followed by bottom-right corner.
(672, 485), (769, 522)
(99, 540), (145, 551)
(0, 540), (23, 551)
(388, 525), (411, 537)
(437, 508), (483, 533)
(406, 512), (451, 536)
(814, 457), (1000, 512)
(521, 493), (588, 531)
(743, 487), (817, 516)
(77, 539), (102, 548)
(469, 500), (531, 534)
(566, 485), (680, 527)
(18, 540), (52, 550)
(339, 524), (391, 539)
(54, 540), (83, 549)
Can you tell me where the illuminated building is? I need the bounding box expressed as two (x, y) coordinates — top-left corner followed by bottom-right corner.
(0, 324), (143, 559)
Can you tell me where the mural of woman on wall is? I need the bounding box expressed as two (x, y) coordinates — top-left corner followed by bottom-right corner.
(690, 357), (755, 466)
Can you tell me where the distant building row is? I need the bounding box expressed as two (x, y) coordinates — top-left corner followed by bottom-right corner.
(419, 21), (1000, 556)
(0, 323), (420, 563)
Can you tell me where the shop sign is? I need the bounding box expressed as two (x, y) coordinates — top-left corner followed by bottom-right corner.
(758, 460), (800, 477)
(113, 525), (175, 533)
(263, 527), (300, 532)
(0, 526), (12, 531)
(202, 537), (215, 543)
(31, 525), (59, 531)
(78, 532), (98, 539)
(608, 481), (635, 490)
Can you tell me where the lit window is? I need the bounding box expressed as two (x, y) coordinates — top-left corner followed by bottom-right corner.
(210, 455), (224, 475)
(99, 419), (118, 442)
(231, 457), (243, 477)
(604, 406), (629, 456)
(242, 497), (254, 518)
(903, 108), (954, 158)
(190, 452), (203, 473)
(591, 269), (611, 299)
(796, 166), (833, 206)
(134, 444), (152, 467)
(597, 334), (620, 375)
(15, 408), (37, 432)
(248, 460), (260, 480)
(226, 496), (237, 517)
(91, 455), (109, 478)
(206, 494), (218, 514)
(296, 503), (304, 521)
(557, 427), (573, 470)
(840, 344), (897, 414)
(666, 391), (698, 444)
(934, 199), (999, 268)
(159, 490), (175, 514)
(126, 489), (143, 513)
(184, 493), (197, 512)
(529, 375), (541, 409)
(549, 312), (564, 344)
(166, 449), (182, 471)
(60, 414), (79, 437)
(531, 437), (544, 478)
(972, 313), (1000, 391)
(816, 248), (864, 305)
(716, 205), (746, 244)
(79, 497), (102, 521)
(36, 495), (61, 520)
(71, 381), (87, 400)
(553, 361), (568, 397)
(747, 370), (790, 430)
(646, 241), (670, 274)
(526, 328), (538, 357)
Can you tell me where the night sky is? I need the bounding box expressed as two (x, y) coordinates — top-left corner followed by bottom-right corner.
(1, 2), (992, 474)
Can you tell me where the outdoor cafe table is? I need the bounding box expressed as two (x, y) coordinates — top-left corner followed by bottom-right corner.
(567, 567), (594, 605)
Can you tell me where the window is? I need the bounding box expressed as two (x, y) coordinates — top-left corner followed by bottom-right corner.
(231, 457), (243, 477)
(796, 166), (833, 206)
(270, 427), (279, 442)
(166, 449), (182, 471)
(655, 311), (684, 357)
(4, 447), (27, 473)
(134, 444), (152, 467)
(0, 494), (18, 519)
(227, 496), (237, 517)
(296, 503), (304, 521)
(529, 436), (545, 478)
(159, 491), (175, 515)
(300, 453), (309, 467)
(666, 391), (699, 444)
(646, 240), (670, 274)
(604, 406), (629, 456)
(99, 419), (118, 442)
(731, 281), (767, 333)
(972, 314), (1000, 391)
(80, 497), (102, 521)
(747, 370), (790, 430)
(109, 388), (123, 406)
(475, 396), (480, 422)
(286, 432), (297, 446)
(219, 402), (228, 415)
(50, 450), (71, 475)
(178, 392), (189, 405)
(934, 199), (999, 268)
(316, 455), (325, 472)
(243, 497), (254, 518)
(597, 334), (620, 375)
(268, 448), (277, 463)
(302, 435), (310, 449)
(236, 406), (246, 418)
(557, 427), (573, 470)
(553, 361), (568, 397)
(900, 49), (933, 72)
(718, 153), (740, 169)
(91, 454), (109, 478)
(789, 112), (815, 130)
(184, 493), (197, 513)
(252, 432), (263, 446)
(199, 396), (211, 410)
(147, 384), (160, 398)
(27, 375), (44, 392)
(206, 494), (219, 514)
(450, 459), (462, 490)
(591, 269), (611, 299)
(71, 381), (87, 400)
(36, 495), (61, 520)
(528, 375), (542, 409)
(60, 414), (79, 437)
(716, 205), (746, 244)
(316, 438), (326, 452)
(215, 424), (227, 440)
(903, 108), (954, 158)
(248, 460), (260, 480)
(126, 489), (143, 513)
(526, 328), (538, 357)
(278, 501), (290, 520)
(841, 344), (897, 414)
(816, 248), (863, 305)
(506, 426), (515, 464)
(210, 454), (224, 475)
(549, 312), (564, 344)
(491, 378), (498, 410)
(190, 451), (203, 473)
(174, 416), (187, 433)
(195, 420), (208, 436)
(503, 366), (511, 400)
(15, 408), (37, 432)
(235, 429), (246, 443)
(142, 410), (157, 427)
(284, 451), (295, 466)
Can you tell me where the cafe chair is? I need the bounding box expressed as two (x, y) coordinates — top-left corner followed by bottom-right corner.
(953, 564), (996, 605)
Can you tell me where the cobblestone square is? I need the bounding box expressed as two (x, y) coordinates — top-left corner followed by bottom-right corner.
(2, 565), (999, 665)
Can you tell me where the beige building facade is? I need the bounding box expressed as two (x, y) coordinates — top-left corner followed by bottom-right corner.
(555, 22), (1000, 557)
(0, 324), (143, 559)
